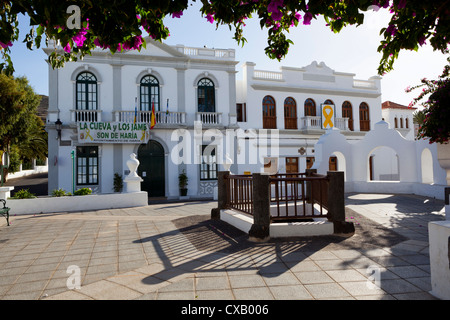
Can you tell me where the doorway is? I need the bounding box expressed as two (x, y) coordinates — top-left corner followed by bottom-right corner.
(329, 156), (337, 171)
(137, 140), (165, 197)
(286, 157), (299, 175)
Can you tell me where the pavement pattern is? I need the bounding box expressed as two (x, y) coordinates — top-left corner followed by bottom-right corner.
(0, 193), (445, 300)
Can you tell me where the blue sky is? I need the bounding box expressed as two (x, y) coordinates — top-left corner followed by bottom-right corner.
(9, 2), (449, 107)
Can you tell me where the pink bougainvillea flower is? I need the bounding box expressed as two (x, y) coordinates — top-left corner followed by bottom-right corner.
(72, 26), (88, 47)
(419, 36), (426, 46)
(171, 11), (183, 18)
(386, 24), (397, 36)
(0, 41), (13, 49)
(63, 42), (71, 53)
(206, 13), (215, 24)
(303, 12), (313, 25)
(267, 0), (283, 13)
(271, 10), (283, 21)
(268, 0), (284, 21)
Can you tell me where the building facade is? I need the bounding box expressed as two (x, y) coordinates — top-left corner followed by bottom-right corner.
(235, 60), (382, 175)
(381, 100), (416, 140)
(44, 39), (383, 199)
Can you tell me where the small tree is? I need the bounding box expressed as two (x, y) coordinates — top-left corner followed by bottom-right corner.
(407, 57), (450, 144)
(0, 74), (47, 180)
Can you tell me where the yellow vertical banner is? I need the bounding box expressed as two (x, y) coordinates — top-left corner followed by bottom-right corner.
(322, 104), (335, 129)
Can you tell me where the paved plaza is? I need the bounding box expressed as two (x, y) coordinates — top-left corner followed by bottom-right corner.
(0, 193), (445, 300)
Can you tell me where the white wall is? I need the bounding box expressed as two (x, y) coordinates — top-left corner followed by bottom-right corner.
(313, 121), (448, 200)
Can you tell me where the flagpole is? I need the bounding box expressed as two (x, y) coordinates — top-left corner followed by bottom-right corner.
(134, 97), (137, 123)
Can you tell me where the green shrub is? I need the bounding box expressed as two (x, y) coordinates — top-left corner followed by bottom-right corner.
(113, 173), (123, 192)
(11, 189), (36, 199)
(73, 187), (92, 196)
(51, 188), (71, 197)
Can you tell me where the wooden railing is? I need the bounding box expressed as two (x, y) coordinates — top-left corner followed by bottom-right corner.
(224, 172), (329, 222)
(269, 173), (329, 221)
(225, 175), (253, 215)
(215, 170), (349, 240)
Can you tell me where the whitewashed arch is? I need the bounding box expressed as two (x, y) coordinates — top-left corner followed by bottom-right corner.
(421, 148), (434, 184)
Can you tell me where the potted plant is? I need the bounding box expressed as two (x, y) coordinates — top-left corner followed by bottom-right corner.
(113, 173), (123, 193)
(178, 170), (188, 196)
(407, 57), (450, 184)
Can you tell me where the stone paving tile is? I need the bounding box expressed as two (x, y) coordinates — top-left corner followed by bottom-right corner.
(339, 281), (386, 297)
(325, 269), (367, 282)
(304, 283), (351, 299)
(77, 280), (142, 300)
(195, 276), (230, 291)
(156, 290), (194, 300)
(294, 271), (335, 285)
(232, 286), (274, 300)
(393, 292), (437, 300)
(228, 274), (266, 288)
(44, 290), (93, 300)
(261, 272), (301, 287)
(195, 289), (234, 300)
(378, 279), (423, 295)
(387, 266), (430, 278)
(269, 284), (313, 300)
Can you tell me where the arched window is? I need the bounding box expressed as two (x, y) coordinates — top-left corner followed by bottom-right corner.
(304, 98), (316, 117)
(140, 75), (160, 111)
(394, 117), (398, 128)
(359, 102), (370, 131)
(342, 101), (353, 131)
(324, 99), (334, 105)
(197, 78), (215, 112)
(405, 117), (409, 129)
(76, 72), (97, 110)
(284, 97), (297, 129)
(262, 95), (277, 129)
(400, 117), (403, 128)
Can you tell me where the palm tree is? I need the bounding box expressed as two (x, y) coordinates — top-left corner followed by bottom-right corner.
(413, 110), (426, 125)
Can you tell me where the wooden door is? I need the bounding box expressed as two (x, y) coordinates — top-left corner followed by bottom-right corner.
(138, 140), (165, 197)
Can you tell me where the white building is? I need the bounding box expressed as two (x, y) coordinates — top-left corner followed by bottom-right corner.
(381, 100), (416, 140)
(44, 39), (384, 199)
(235, 60), (382, 175)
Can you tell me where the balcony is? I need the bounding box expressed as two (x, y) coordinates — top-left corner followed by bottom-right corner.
(196, 112), (223, 126)
(70, 109), (102, 122)
(300, 116), (349, 131)
(114, 111), (186, 126)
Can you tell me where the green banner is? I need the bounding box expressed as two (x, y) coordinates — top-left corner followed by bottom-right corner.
(77, 122), (150, 144)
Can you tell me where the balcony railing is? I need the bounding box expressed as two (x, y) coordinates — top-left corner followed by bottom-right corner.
(70, 109), (102, 122)
(300, 116), (349, 131)
(196, 112), (223, 125)
(114, 111), (186, 125)
(301, 116), (322, 129)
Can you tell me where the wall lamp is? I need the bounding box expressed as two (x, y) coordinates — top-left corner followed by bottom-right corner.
(55, 118), (62, 140)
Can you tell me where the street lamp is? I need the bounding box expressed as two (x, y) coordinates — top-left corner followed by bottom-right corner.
(55, 118), (62, 140)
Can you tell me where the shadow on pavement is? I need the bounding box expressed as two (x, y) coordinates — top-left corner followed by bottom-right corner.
(136, 207), (409, 285)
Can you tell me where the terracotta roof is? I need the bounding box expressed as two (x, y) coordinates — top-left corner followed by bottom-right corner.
(382, 101), (417, 110)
